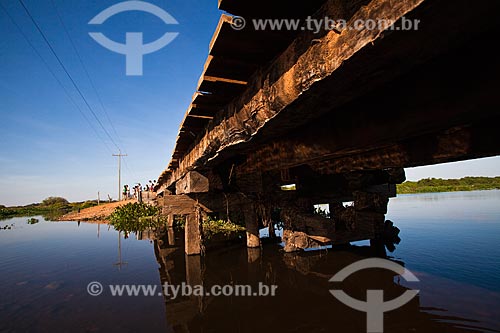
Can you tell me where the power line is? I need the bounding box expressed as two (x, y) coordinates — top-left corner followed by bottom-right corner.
(17, 0), (121, 152)
(123, 158), (139, 182)
(0, 1), (113, 154)
(50, 0), (126, 151)
(50, 0), (142, 180)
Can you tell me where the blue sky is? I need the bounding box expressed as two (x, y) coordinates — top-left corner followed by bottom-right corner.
(0, 0), (499, 206)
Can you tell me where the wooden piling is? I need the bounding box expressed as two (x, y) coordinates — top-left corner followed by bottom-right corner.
(244, 204), (260, 248)
(185, 210), (203, 255)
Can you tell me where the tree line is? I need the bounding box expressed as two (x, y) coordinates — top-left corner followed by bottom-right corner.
(0, 197), (99, 220)
(397, 176), (500, 194)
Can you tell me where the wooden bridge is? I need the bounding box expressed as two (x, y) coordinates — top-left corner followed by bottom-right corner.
(155, 0), (500, 255)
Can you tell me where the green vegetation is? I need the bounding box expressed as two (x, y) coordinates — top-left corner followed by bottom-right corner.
(27, 218), (39, 224)
(109, 202), (163, 233)
(108, 201), (245, 241)
(202, 217), (246, 240)
(0, 197), (100, 220)
(397, 176), (500, 194)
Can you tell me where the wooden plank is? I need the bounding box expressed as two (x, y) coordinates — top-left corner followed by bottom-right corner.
(197, 79), (247, 96)
(243, 203), (260, 248)
(160, 0), (500, 189)
(160, 0), (428, 188)
(188, 105), (217, 117)
(176, 171), (209, 194)
(218, 0), (327, 18)
(185, 211), (202, 255)
(204, 56), (258, 83)
(161, 194), (212, 215)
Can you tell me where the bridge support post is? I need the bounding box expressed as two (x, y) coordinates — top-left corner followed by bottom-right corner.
(167, 227), (175, 246)
(185, 208), (203, 256)
(247, 247), (261, 264)
(167, 213), (175, 246)
(167, 213), (174, 227)
(185, 254), (202, 286)
(244, 204), (260, 248)
(353, 190), (389, 240)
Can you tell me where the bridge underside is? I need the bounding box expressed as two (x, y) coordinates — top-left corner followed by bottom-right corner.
(157, 0), (500, 254)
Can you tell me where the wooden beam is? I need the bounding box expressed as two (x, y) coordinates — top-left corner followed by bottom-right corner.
(218, 0), (327, 18)
(243, 203), (260, 248)
(176, 171), (209, 194)
(185, 209), (202, 256)
(160, 0), (500, 190)
(202, 76), (247, 86)
(161, 0), (428, 188)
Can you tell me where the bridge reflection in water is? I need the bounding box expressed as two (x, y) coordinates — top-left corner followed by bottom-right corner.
(152, 227), (491, 333)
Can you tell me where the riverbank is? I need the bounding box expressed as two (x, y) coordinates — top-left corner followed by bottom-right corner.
(397, 176), (500, 194)
(0, 197), (99, 221)
(58, 200), (136, 222)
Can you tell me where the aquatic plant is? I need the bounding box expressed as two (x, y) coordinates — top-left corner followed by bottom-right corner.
(202, 217), (246, 240)
(27, 218), (39, 224)
(109, 202), (162, 233)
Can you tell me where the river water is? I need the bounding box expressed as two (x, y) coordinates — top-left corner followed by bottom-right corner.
(1, 190), (499, 332)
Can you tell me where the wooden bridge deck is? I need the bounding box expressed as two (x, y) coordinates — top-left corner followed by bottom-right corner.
(155, 0), (500, 255)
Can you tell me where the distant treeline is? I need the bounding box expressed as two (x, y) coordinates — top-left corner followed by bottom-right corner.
(397, 176), (500, 194)
(0, 197), (99, 220)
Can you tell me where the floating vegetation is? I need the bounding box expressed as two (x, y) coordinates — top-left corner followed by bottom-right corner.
(27, 218), (39, 225)
(202, 218), (245, 240)
(109, 202), (164, 233)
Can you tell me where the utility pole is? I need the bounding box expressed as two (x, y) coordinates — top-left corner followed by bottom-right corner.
(112, 151), (127, 201)
(114, 232), (127, 270)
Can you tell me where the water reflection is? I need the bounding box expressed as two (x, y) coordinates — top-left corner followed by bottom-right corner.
(154, 227), (497, 333)
(1, 190), (499, 333)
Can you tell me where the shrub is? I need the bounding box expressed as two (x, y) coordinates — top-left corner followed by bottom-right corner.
(41, 197), (69, 207)
(109, 202), (160, 233)
(80, 201), (98, 210)
(202, 217), (246, 240)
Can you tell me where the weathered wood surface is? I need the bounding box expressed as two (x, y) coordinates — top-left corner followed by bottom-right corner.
(159, 0), (427, 187)
(176, 171), (209, 194)
(185, 208), (203, 255)
(159, 0), (500, 192)
(161, 194), (212, 216)
(353, 191), (389, 214)
(280, 189), (388, 251)
(281, 203), (335, 252)
(243, 203), (260, 248)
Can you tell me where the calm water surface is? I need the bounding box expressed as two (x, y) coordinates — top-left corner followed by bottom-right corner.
(1, 190), (499, 332)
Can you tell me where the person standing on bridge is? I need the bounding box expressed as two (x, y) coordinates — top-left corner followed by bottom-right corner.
(137, 183), (143, 203)
(122, 185), (128, 200)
